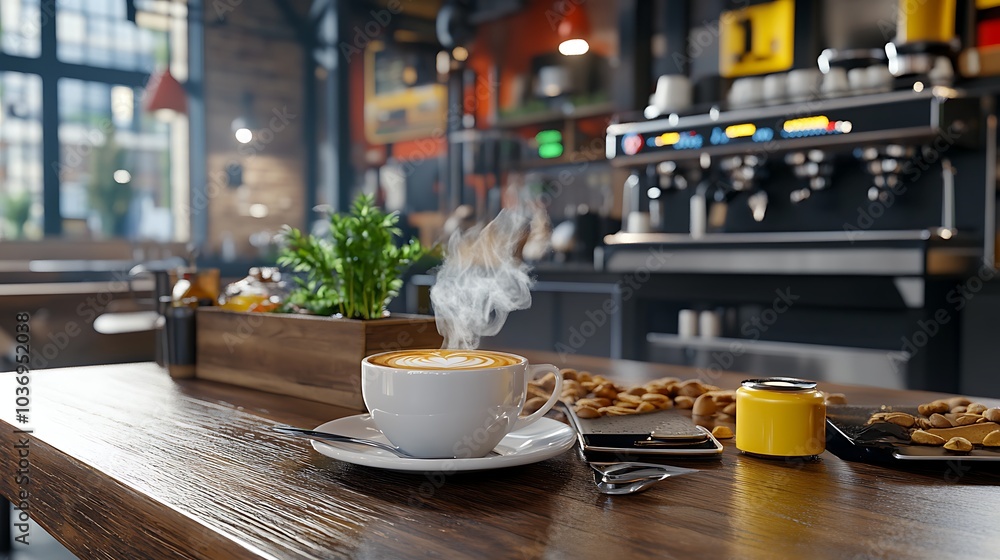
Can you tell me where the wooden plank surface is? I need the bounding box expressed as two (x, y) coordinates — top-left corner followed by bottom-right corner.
(1, 355), (999, 559)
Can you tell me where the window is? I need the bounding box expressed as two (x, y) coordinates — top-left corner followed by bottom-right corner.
(0, 72), (42, 239)
(0, 0), (188, 241)
(58, 79), (174, 240)
(56, 0), (169, 72)
(0, 0), (41, 57)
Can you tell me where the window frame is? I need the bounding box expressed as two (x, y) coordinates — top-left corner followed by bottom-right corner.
(0, 0), (204, 242)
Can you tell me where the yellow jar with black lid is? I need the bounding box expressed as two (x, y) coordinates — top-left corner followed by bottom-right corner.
(736, 378), (826, 458)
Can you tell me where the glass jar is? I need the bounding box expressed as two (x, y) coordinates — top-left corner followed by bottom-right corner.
(218, 267), (285, 312)
(735, 377), (826, 458)
(172, 268), (220, 308)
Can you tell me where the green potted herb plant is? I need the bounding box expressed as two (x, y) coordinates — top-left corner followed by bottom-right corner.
(277, 194), (425, 319)
(194, 194), (442, 410)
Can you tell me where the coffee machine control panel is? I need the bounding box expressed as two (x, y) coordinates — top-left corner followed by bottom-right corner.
(607, 90), (979, 164)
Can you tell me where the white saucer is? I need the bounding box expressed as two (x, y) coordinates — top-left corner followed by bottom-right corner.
(309, 414), (575, 472)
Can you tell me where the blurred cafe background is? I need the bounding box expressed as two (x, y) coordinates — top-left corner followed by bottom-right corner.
(2, 0), (1000, 398)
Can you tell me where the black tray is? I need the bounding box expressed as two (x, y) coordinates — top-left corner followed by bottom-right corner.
(825, 405), (1000, 463)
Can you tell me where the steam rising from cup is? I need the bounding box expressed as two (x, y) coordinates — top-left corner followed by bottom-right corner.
(431, 210), (534, 350)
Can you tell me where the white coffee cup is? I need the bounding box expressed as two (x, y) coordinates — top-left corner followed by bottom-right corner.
(726, 79), (745, 107)
(848, 67), (869, 94)
(866, 64), (893, 92)
(787, 69), (821, 101)
(762, 73), (787, 105)
(821, 67), (849, 98)
(728, 77), (764, 108)
(651, 74), (692, 113)
(742, 77), (764, 106)
(362, 349), (563, 459)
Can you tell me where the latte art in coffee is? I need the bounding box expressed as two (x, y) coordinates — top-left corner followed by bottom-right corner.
(369, 349), (520, 370)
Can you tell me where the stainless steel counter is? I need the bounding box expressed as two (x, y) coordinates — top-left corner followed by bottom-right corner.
(600, 229), (984, 277)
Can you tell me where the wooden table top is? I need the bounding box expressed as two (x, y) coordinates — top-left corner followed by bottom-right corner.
(2, 353), (999, 559)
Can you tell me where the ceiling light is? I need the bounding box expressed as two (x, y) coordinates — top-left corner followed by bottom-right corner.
(249, 203), (269, 218)
(231, 92), (259, 144)
(234, 127), (253, 144)
(558, 38), (589, 56)
(554, 0), (591, 56)
(113, 170), (132, 184)
(144, 67), (187, 118)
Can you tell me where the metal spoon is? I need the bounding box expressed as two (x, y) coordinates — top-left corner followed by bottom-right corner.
(271, 425), (415, 458)
(594, 471), (675, 495)
(591, 461), (699, 484)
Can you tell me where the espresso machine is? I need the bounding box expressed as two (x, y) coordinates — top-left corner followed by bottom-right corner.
(601, 0), (996, 393)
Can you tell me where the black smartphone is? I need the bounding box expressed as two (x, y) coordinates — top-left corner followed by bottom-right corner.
(563, 405), (725, 457)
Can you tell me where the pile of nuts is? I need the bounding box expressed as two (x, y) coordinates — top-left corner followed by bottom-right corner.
(525, 368), (847, 441)
(526, 368), (724, 417)
(866, 397), (1000, 454)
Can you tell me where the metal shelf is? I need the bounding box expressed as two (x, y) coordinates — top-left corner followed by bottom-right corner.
(599, 229), (982, 276)
(494, 102), (615, 129)
(512, 151), (609, 170)
(646, 333), (908, 389)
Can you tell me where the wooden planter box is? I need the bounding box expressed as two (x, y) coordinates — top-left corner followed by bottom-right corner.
(194, 308), (442, 410)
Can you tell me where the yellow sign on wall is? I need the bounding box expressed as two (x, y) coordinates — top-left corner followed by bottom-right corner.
(719, 0), (795, 78)
(364, 41), (447, 144)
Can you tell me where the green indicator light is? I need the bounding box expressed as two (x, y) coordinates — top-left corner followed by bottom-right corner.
(535, 130), (562, 144)
(539, 143), (564, 159)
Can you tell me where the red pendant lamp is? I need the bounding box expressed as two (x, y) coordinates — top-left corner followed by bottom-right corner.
(144, 67), (187, 115)
(555, 0), (590, 56)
